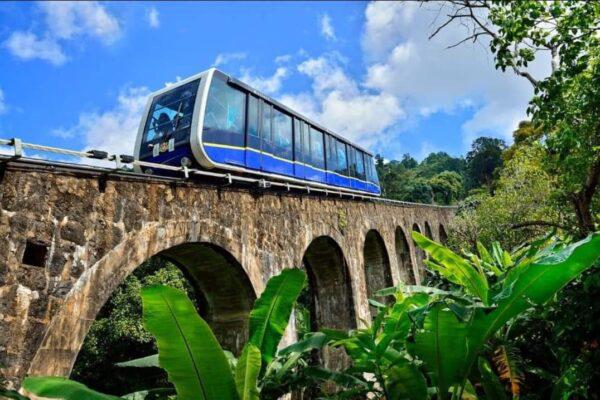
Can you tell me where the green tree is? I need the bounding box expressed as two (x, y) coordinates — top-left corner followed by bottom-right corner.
(465, 137), (506, 191)
(417, 152), (466, 179)
(431, 0), (600, 235)
(429, 171), (463, 205)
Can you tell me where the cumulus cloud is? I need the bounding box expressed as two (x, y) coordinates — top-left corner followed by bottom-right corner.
(320, 14), (336, 41)
(147, 7), (160, 28)
(214, 52), (247, 66)
(4, 1), (121, 65)
(275, 54), (292, 64)
(278, 54), (403, 149)
(3, 31), (67, 65)
(361, 1), (551, 145)
(240, 67), (288, 95)
(54, 86), (150, 158)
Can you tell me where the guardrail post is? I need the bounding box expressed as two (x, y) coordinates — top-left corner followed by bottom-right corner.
(11, 138), (22, 158)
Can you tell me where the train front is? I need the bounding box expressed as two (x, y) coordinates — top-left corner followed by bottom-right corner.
(134, 75), (204, 174)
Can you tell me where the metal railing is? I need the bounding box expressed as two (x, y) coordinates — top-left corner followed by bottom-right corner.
(0, 138), (457, 209)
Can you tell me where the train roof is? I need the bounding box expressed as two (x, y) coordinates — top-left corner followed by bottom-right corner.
(149, 67), (375, 157)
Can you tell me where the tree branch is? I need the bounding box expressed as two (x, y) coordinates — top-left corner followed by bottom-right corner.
(510, 220), (573, 231)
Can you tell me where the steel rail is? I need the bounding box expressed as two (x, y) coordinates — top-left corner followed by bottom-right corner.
(0, 137), (457, 209)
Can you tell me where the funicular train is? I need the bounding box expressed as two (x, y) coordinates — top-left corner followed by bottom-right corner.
(134, 68), (381, 195)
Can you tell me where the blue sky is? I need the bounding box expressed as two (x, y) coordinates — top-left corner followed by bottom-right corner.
(0, 1), (543, 161)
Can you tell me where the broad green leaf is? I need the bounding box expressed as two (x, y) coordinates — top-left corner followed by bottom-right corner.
(121, 388), (175, 399)
(22, 377), (119, 400)
(385, 358), (428, 400)
(410, 303), (469, 397)
(480, 233), (600, 340)
(141, 285), (238, 400)
(478, 357), (507, 400)
(116, 354), (159, 368)
(278, 332), (327, 356)
(248, 268), (306, 364)
(234, 344), (261, 400)
(413, 231), (489, 304)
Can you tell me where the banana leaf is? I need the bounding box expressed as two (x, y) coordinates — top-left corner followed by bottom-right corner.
(413, 231), (489, 305)
(478, 357), (507, 400)
(22, 377), (119, 400)
(234, 344), (261, 400)
(116, 354), (160, 368)
(121, 388), (175, 399)
(248, 268), (306, 364)
(141, 285), (238, 400)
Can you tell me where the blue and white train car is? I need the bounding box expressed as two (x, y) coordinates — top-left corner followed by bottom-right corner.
(134, 68), (381, 195)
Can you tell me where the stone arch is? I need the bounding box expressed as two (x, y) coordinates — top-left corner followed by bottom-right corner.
(302, 236), (356, 332)
(412, 222), (426, 277)
(424, 221), (433, 239)
(363, 229), (393, 318)
(27, 220), (259, 378)
(395, 227), (416, 284)
(439, 224), (448, 244)
(302, 236), (355, 371)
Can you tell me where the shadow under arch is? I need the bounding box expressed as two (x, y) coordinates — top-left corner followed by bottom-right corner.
(439, 224), (449, 244)
(395, 226), (416, 285)
(301, 236), (355, 371)
(363, 229), (393, 318)
(424, 221), (433, 239)
(412, 223), (426, 279)
(160, 242), (257, 353)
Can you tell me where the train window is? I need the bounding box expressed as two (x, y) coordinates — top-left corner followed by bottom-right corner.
(309, 127), (325, 169)
(365, 154), (373, 182)
(272, 108), (292, 159)
(203, 77), (246, 147)
(371, 157), (380, 184)
(294, 119), (302, 162)
(356, 151), (366, 181)
(348, 146), (357, 177)
(247, 95), (260, 149)
(141, 79), (200, 156)
(302, 122), (310, 163)
(261, 103), (273, 153)
(326, 134), (336, 171)
(336, 139), (348, 176)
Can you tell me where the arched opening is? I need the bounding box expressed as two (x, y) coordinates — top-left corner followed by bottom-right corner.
(395, 227), (416, 285)
(71, 242), (255, 396)
(424, 221), (433, 239)
(300, 236), (355, 371)
(363, 230), (393, 318)
(412, 223), (426, 278)
(439, 224), (448, 244)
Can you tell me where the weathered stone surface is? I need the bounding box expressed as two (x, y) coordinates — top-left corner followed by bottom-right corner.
(0, 166), (454, 388)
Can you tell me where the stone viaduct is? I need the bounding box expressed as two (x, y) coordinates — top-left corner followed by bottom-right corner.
(0, 161), (454, 387)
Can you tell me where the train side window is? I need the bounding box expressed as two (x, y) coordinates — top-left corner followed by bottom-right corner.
(247, 95), (260, 149)
(371, 156), (380, 184)
(261, 103), (273, 153)
(348, 146), (357, 177)
(302, 122), (310, 164)
(309, 127), (325, 169)
(326, 134), (336, 172)
(356, 150), (366, 181)
(336, 139), (348, 176)
(203, 78), (246, 147)
(294, 119), (302, 163)
(365, 154), (374, 182)
(272, 108), (293, 159)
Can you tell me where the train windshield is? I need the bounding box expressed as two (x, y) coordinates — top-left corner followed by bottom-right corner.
(140, 79), (200, 157)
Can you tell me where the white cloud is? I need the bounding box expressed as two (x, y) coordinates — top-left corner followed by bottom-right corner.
(164, 76), (183, 88)
(278, 54), (404, 149)
(320, 14), (336, 41)
(0, 88), (6, 115)
(54, 86), (150, 158)
(214, 52), (247, 66)
(275, 54), (292, 64)
(147, 7), (160, 28)
(3, 31), (67, 65)
(4, 1), (121, 66)
(240, 67), (288, 95)
(39, 1), (121, 44)
(360, 1), (551, 146)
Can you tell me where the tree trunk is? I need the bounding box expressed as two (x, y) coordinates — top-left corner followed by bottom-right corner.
(571, 158), (600, 237)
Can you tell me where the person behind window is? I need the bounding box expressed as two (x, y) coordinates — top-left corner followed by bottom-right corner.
(155, 112), (172, 138)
